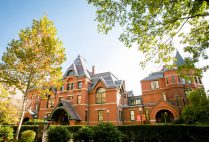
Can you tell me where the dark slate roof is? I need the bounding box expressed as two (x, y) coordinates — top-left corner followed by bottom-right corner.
(50, 100), (81, 120)
(60, 100), (81, 120)
(63, 55), (91, 79)
(142, 71), (164, 81)
(127, 91), (134, 97)
(175, 51), (185, 67)
(90, 72), (124, 90)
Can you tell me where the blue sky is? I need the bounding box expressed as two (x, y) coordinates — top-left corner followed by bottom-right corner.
(0, 0), (208, 95)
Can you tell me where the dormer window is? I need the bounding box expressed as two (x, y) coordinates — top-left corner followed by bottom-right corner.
(151, 81), (159, 90)
(67, 70), (74, 76)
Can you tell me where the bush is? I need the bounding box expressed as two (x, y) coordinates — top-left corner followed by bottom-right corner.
(74, 126), (93, 141)
(20, 130), (36, 142)
(48, 126), (72, 142)
(0, 126), (14, 142)
(24, 119), (44, 125)
(92, 123), (123, 142)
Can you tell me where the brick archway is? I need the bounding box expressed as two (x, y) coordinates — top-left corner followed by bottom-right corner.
(149, 100), (180, 123)
(155, 110), (174, 123)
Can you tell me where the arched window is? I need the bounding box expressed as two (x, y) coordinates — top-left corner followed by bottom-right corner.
(67, 70), (74, 76)
(96, 88), (106, 104)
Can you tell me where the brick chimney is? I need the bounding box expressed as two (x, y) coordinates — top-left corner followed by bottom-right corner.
(92, 65), (95, 75)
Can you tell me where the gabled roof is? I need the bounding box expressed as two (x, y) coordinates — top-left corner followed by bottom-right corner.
(63, 55), (91, 79)
(90, 72), (124, 90)
(175, 51), (185, 67)
(142, 71), (164, 81)
(50, 100), (81, 120)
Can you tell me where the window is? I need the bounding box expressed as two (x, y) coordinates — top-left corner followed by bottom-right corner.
(129, 100), (134, 105)
(145, 108), (150, 120)
(85, 110), (88, 121)
(35, 103), (39, 111)
(198, 77), (202, 84)
(135, 99), (141, 105)
(194, 77), (198, 84)
(151, 81), (159, 89)
(165, 77), (169, 85)
(182, 78), (186, 84)
(67, 70), (74, 76)
(162, 93), (166, 101)
(59, 97), (63, 101)
(78, 81), (82, 89)
(67, 83), (74, 90)
(96, 88), (106, 104)
(47, 95), (55, 108)
(67, 95), (73, 100)
(70, 83), (74, 90)
(119, 110), (123, 122)
(130, 110), (135, 121)
(98, 110), (103, 121)
(77, 95), (81, 104)
(60, 85), (64, 91)
(172, 75), (175, 83)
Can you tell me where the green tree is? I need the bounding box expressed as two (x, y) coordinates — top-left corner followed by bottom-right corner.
(0, 16), (66, 141)
(181, 89), (209, 124)
(0, 84), (18, 125)
(88, 0), (209, 70)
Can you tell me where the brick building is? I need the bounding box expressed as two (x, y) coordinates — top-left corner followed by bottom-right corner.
(23, 52), (204, 125)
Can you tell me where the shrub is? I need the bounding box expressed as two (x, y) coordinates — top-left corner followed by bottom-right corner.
(74, 126), (93, 141)
(0, 126), (14, 142)
(20, 130), (36, 142)
(48, 126), (72, 142)
(92, 123), (123, 142)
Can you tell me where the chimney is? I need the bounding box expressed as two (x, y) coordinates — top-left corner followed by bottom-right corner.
(92, 65), (95, 75)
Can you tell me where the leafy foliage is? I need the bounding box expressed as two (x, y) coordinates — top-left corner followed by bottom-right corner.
(0, 84), (19, 125)
(118, 125), (209, 142)
(0, 16), (66, 141)
(88, 0), (209, 70)
(20, 130), (36, 142)
(73, 126), (93, 141)
(181, 89), (209, 124)
(92, 123), (123, 142)
(48, 126), (72, 142)
(0, 126), (14, 142)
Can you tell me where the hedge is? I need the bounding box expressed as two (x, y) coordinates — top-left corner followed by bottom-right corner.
(4, 124), (209, 142)
(117, 125), (209, 142)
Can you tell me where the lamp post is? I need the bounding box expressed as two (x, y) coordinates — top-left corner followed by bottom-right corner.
(107, 109), (109, 122)
(139, 107), (142, 125)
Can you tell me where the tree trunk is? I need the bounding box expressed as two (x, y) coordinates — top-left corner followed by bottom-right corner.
(14, 96), (26, 142)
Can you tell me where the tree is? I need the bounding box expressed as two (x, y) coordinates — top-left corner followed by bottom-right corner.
(0, 16), (66, 141)
(88, 0), (209, 70)
(181, 89), (209, 124)
(0, 84), (18, 125)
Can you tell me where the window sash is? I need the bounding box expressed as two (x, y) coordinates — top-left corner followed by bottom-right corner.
(98, 110), (103, 121)
(130, 111), (135, 121)
(78, 82), (82, 89)
(96, 92), (105, 104)
(77, 95), (81, 104)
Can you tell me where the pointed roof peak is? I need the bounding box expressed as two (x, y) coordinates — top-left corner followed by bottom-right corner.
(63, 55), (91, 79)
(175, 51), (185, 67)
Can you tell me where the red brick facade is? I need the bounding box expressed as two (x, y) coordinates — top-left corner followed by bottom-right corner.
(24, 53), (204, 125)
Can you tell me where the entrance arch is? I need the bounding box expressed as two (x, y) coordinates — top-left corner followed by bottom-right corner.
(155, 110), (174, 123)
(51, 108), (69, 125)
(23, 117), (30, 124)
